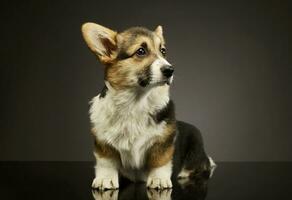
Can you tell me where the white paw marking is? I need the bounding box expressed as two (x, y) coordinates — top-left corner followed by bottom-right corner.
(147, 177), (172, 189)
(92, 176), (119, 190)
(208, 156), (217, 178)
(177, 169), (192, 179)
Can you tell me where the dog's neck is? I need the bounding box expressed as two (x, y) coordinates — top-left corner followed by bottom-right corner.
(104, 81), (170, 113)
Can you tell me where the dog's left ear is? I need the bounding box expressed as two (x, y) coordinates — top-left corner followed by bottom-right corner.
(155, 25), (163, 37)
(81, 23), (117, 64)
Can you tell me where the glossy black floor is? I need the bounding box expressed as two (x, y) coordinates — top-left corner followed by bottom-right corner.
(0, 162), (291, 200)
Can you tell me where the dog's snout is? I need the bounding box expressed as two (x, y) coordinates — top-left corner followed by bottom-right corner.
(160, 65), (174, 78)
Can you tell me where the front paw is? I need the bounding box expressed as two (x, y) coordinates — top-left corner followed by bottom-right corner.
(92, 176), (119, 190)
(147, 177), (172, 189)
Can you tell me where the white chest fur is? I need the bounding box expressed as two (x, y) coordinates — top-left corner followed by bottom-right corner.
(90, 82), (170, 169)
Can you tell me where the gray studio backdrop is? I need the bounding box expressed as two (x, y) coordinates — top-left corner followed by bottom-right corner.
(1, 0), (291, 161)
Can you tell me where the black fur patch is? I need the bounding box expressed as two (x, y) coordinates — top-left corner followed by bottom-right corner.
(138, 66), (151, 87)
(99, 85), (108, 98)
(116, 49), (131, 60)
(126, 27), (154, 40)
(152, 100), (175, 124)
(172, 121), (212, 179)
(117, 27), (154, 61)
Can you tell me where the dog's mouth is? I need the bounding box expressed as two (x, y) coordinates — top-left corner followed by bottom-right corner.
(138, 72), (173, 88)
(165, 78), (172, 85)
(159, 79), (171, 85)
(163, 76), (174, 85)
(152, 75), (174, 86)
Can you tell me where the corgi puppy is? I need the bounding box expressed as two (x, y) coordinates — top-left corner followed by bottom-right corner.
(81, 23), (216, 190)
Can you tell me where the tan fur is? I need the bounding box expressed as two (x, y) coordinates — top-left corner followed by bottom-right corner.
(147, 145), (174, 169)
(94, 139), (120, 159)
(105, 35), (161, 90)
(92, 128), (120, 159)
(81, 23), (119, 64)
(146, 122), (176, 169)
(106, 54), (156, 90)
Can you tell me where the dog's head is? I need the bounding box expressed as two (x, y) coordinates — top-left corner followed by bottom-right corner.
(82, 23), (173, 90)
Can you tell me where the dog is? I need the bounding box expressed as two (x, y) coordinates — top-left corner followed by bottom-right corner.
(81, 23), (216, 190)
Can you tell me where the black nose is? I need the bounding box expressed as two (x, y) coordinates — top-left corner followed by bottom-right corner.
(161, 66), (174, 78)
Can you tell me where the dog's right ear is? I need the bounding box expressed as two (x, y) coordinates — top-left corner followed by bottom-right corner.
(81, 23), (117, 64)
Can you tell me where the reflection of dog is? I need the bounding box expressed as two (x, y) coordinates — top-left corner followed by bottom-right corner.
(91, 178), (209, 200)
(82, 23), (216, 190)
(92, 190), (119, 200)
(92, 183), (172, 200)
(175, 176), (209, 200)
(147, 189), (172, 200)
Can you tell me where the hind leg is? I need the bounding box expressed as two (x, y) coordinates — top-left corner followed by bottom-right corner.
(175, 121), (216, 179)
(178, 156), (216, 179)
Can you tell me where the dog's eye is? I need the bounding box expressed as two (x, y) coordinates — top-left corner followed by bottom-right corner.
(160, 47), (166, 57)
(136, 48), (146, 56)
